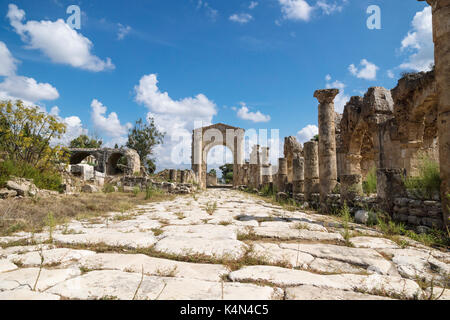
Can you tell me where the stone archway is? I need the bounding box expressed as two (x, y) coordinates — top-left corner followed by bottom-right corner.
(68, 148), (141, 176)
(192, 123), (245, 189)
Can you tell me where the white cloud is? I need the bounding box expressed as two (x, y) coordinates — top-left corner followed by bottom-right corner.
(325, 74), (331, 81)
(117, 24), (132, 40)
(0, 75), (59, 102)
(325, 76), (349, 113)
(135, 74), (218, 170)
(236, 102), (271, 123)
(229, 13), (253, 24)
(279, 0), (313, 21)
(399, 6), (434, 72)
(297, 124), (318, 143)
(0, 41), (17, 76)
(348, 59), (379, 80)
(7, 4), (114, 72)
(316, 0), (347, 15)
(249, 1), (259, 9)
(387, 70), (395, 79)
(50, 107), (88, 146)
(90, 99), (131, 143)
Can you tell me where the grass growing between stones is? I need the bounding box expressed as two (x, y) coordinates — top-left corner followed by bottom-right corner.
(403, 154), (441, 199)
(0, 191), (176, 237)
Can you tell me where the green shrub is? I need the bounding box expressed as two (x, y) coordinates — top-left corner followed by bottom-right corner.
(132, 186), (141, 197)
(363, 166), (377, 195)
(404, 155), (441, 199)
(102, 184), (115, 193)
(0, 160), (63, 191)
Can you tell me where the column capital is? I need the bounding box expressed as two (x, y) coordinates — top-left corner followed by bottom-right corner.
(314, 89), (340, 104)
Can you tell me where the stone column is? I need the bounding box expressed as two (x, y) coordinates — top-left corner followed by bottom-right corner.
(420, 0), (450, 226)
(180, 170), (186, 184)
(292, 157), (305, 194)
(192, 128), (204, 188)
(340, 153), (363, 204)
(377, 168), (407, 212)
(314, 89), (339, 211)
(277, 158), (288, 193)
(169, 169), (177, 182)
(304, 141), (319, 200)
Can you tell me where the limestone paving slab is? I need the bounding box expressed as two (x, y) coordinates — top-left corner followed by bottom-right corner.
(0, 267), (81, 291)
(229, 266), (421, 299)
(79, 253), (229, 282)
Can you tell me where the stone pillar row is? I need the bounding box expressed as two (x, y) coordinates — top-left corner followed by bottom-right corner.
(304, 141), (319, 201)
(292, 157), (305, 194)
(314, 89), (339, 212)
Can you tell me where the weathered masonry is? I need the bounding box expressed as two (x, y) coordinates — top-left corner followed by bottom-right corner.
(68, 148), (141, 176)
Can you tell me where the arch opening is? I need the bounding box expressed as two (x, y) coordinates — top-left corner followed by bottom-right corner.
(206, 145), (233, 187)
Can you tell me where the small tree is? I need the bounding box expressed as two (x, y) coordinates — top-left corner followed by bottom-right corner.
(219, 164), (233, 184)
(209, 169), (217, 177)
(0, 100), (67, 168)
(126, 117), (164, 174)
(69, 134), (103, 149)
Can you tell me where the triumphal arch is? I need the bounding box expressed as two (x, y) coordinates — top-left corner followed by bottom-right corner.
(192, 123), (245, 189)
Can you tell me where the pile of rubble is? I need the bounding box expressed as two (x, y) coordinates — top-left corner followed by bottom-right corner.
(0, 177), (59, 199)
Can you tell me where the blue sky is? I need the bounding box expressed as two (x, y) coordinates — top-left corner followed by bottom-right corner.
(0, 0), (433, 171)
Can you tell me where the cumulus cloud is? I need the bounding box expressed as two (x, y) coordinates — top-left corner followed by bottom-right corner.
(7, 4), (114, 72)
(278, 0), (348, 22)
(90, 99), (131, 144)
(229, 13), (253, 24)
(0, 75), (59, 102)
(279, 0), (313, 21)
(134, 74), (218, 169)
(348, 59), (379, 80)
(117, 24), (132, 40)
(325, 76), (349, 113)
(297, 124), (318, 143)
(399, 6), (434, 72)
(0, 41), (17, 76)
(0, 41), (59, 104)
(236, 102), (271, 123)
(50, 106), (88, 146)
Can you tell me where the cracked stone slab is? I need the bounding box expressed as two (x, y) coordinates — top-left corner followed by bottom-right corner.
(250, 242), (314, 268)
(161, 225), (238, 240)
(7, 249), (96, 268)
(229, 266), (421, 299)
(307, 258), (367, 274)
(53, 229), (157, 249)
(0, 288), (60, 300)
(251, 227), (344, 242)
(350, 237), (400, 249)
(286, 285), (392, 300)
(0, 267), (81, 291)
(47, 270), (281, 300)
(0, 259), (18, 273)
(280, 243), (397, 276)
(153, 237), (248, 260)
(79, 253), (228, 282)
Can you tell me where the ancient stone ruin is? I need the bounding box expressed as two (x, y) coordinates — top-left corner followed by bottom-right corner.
(186, 0), (450, 231)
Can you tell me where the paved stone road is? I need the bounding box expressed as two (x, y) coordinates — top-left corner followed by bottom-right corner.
(0, 189), (449, 300)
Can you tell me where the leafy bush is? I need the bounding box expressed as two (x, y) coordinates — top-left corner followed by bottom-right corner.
(132, 186), (141, 197)
(404, 155), (441, 199)
(363, 166), (377, 195)
(102, 184), (115, 193)
(0, 160), (63, 191)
